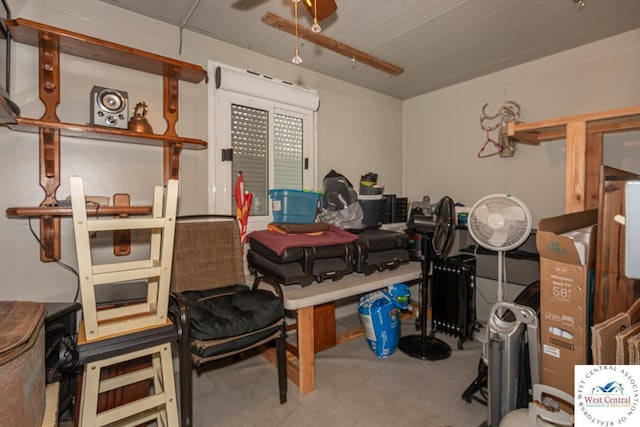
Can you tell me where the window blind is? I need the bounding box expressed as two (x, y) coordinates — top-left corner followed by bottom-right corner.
(274, 113), (303, 189)
(231, 104), (268, 216)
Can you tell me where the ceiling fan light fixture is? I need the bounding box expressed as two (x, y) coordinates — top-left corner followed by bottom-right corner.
(311, 0), (322, 33)
(292, 0), (303, 64)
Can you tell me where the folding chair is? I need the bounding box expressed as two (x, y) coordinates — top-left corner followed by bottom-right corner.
(169, 215), (287, 427)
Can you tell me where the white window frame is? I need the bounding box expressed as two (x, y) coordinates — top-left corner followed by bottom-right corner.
(207, 61), (318, 232)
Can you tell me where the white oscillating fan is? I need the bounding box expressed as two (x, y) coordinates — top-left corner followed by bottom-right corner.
(467, 194), (532, 302)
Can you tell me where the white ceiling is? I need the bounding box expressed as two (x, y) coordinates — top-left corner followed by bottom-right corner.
(98, 0), (640, 100)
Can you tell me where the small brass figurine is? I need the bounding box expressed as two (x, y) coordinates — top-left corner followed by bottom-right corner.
(128, 101), (153, 134)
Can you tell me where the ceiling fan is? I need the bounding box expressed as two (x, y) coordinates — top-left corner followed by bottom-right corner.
(234, 0), (403, 75)
(233, 0), (338, 21)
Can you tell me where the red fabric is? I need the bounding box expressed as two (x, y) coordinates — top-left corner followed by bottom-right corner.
(248, 225), (358, 255)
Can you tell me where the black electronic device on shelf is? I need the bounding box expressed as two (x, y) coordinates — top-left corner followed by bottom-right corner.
(399, 196), (456, 361)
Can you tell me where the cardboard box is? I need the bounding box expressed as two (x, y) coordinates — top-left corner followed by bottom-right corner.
(537, 209), (597, 396)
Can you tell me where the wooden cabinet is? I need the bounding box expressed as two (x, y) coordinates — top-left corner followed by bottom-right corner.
(2, 18), (207, 261)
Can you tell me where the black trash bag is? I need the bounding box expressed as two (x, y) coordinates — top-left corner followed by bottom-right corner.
(319, 169), (364, 229)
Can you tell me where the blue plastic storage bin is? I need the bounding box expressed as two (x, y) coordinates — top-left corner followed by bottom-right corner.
(269, 189), (321, 224)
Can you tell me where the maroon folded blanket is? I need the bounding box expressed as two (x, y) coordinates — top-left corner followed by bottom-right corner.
(248, 225), (358, 255)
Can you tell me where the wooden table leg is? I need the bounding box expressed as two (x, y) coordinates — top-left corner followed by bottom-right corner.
(286, 302), (336, 356)
(296, 306), (315, 395)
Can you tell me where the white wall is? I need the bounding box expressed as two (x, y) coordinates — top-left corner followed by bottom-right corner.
(403, 28), (640, 224)
(0, 0), (402, 302)
(403, 28), (640, 316)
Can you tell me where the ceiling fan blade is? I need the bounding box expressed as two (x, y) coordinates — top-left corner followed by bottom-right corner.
(231, 0), (270, 11)
(303, 0), (338, 21)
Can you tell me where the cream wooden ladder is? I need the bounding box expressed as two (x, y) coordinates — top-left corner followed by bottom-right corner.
(70, 176), (178, 340)
(70, 176), (179, 427)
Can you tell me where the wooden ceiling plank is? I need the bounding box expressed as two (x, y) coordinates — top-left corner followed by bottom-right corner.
(261, 12), (404, 76)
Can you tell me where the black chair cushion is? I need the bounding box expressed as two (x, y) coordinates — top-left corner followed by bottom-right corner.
(181, 285), (284, 341)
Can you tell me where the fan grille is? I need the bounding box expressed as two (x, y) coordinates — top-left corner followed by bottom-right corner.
(468, 194), (532, 251)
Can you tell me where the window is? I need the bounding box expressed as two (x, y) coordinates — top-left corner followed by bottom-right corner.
(230, 103), (269, 216)
(208, 62), (318, 228)
(273, 113), (304, 189)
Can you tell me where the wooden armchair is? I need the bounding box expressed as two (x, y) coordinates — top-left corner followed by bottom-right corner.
(169, 215), (287, 427)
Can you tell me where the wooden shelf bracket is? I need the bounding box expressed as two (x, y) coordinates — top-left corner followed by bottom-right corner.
(37, 28), (62, 261)
(163, 67), (179, 136)
(39, 31), (60, 101)
(165, 142), (182, 182)
(39, 216), (60, 262)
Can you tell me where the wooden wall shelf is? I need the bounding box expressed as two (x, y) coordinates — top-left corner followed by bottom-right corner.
(509, 106), (640, 145)
(8, 117), (207, 149)
(508, 105), (640, 212)
(7, 18), (207, 83)
(6, 205), (152, 217)
(3, 18), (208, 262)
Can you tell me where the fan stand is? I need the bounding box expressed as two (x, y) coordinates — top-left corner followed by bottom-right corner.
(398, 232), (452, 361)
(496, 250), (505, 303)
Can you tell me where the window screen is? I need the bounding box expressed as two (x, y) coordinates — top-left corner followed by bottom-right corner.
(274, 113), (303, 189)
(231, 104), (268, 216)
